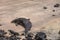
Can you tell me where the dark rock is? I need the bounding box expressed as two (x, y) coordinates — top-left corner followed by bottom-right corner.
(26, 37), (33, 40)
(8, 30), (19, 36)
(0, 24), (2, 26)
(26, 33), (34, 40)
(35, 32), (47, 40)
(0, 30), (7, 37)
(26, 36), (33, 40)
(0, 37), (8, 40)
(57, 38), (60, 40)
(52, 10), (55, 12)
(58, 31), (60, 34)
(0, 30), (21, 40)
(43, 7), (47, 9)
(54, 4), (60, 7)
(22, 39), (26, 40)
(52, 15), (55, 16)
(27, 33), (33, 37)
(9, 35), (21, 40)
(21, 33), (25, 36)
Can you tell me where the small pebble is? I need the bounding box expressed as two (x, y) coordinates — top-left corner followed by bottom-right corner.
(43, 7), (47, 9)
(0, 24), (2, 26)
(21, 33), (25, 36)
(54, 3), (60, 7)
(52, 10), (55, 12)
(8, 30), (19, 36)
(52, 15), (56, 16)
(58, 31), (60, 34)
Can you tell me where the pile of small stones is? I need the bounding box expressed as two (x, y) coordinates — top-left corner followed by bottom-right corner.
(0, 30), (21, 40)
(0, 29), (47, 40)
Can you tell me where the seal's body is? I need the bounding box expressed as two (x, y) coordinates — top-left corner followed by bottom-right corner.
(11, 18), (32, 37)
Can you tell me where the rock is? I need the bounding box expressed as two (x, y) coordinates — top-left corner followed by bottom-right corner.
(35, 32), (46, 40)
(54, 4), (60, 8)
(0, 30), (7, 37)
(52, 10), (55, 12)
(9, 35), (21, 40)
(8, 30), (20, 36)
(0, 37), (8, 40)
(26, 33), (33, 40)
(52, 15), (56, 16)
(43, 7), (47, 9)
